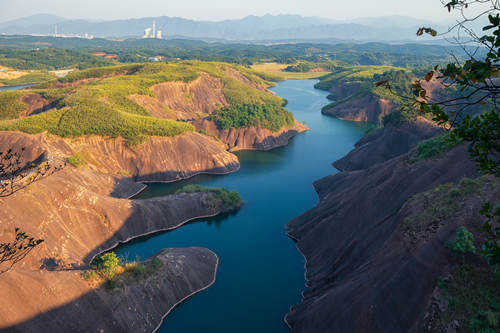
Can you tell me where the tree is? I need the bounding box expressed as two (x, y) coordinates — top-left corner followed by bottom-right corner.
(0, 147), (64, 197)
(91, 252), (120, 280)
(0, 147), (64, 274)
(452, 226), (476, 262)
(410, 0), (500, 270)
(412, 0), (499, 176)
(0, 228), (44, 275)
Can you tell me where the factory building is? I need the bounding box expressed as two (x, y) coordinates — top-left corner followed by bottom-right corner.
(143, 21), (163, 39)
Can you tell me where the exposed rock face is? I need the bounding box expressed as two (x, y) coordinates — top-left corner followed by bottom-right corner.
(18, 93), (53, 117)
(285, 144), (482, 332)
(5, 248), (219, 333)
(224, 67), (269, 91)
(130, 73), (229, 120)
(334, 117), (443, 171)
(1, 131), (240, 182)
(0, 130), (240, 331)
(322, 92), (397, 122)
(325, 81), (362, 100)
(193, 119), (308, 151)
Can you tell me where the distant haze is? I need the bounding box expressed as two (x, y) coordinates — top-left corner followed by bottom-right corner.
(0, 0), (467, 23)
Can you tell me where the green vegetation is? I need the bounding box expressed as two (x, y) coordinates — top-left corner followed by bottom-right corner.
(0, 49), (114, 70)
(251, 62), (331, 80)
(0, 61), (285, 141)
(382, 111), (411, 126)
(209, 103), (294, 132)
(0, 91), (27, 120)
(123, 257), (162, 279)
(66, 153), (86, 168)
(88, 252), (120, 281)
(84, 251), (164, 289)
(316, 66), (417, 120)
(284, 61), (338, 73)
(401, 177), (496, 241)
(175, 184), (242, 211)
(432, 264), (500, 333)
(479, 202), (500, 273)
(315, 65), (406, 91)
(412, 133), (459, 161)
(451, 227), (476, 262)
(0, 71), (55, 86)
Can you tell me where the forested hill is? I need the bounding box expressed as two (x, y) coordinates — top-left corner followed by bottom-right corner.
(0, 36), (469, 70)
(0, 14), (455, 41)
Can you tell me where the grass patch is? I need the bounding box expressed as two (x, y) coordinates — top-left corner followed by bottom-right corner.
(401, 177), (496, 242)
(251, 62), (330, 80)
(84, 252), (164, 290)
(67, 152), (86, 168)
(1, 71), (55, 86)
(176, 184), (242, 211)
(412, 133), (459, 162)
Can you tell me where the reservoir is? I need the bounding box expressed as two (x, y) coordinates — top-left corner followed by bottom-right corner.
(0, 83), (37, 91)
(117, 79), (370, 332)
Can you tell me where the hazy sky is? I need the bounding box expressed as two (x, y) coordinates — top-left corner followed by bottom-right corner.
(0, 0), (465, 22)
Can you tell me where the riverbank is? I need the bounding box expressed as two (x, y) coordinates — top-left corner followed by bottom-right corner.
(116, 79), (370, 333)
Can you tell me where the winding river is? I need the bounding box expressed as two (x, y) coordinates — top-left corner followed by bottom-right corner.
(116, 79), (370, 332)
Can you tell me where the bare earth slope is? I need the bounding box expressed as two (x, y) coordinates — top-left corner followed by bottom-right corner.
(333, 117), (443, 171)
(0, 130), (238, 332)
(194, 119), (308, 151)
(285, 144), (482, 332)
(322, 92), (397, 122)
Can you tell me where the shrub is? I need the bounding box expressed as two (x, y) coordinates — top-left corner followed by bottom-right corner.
(412, 133), (459, 161)
(67, 153), (86, 167)
(175, 184), (242, 211)
(382, 111), (410, 126)
(452, 227), (476, 255)
(91, 252), (120, 280)
(209, 103), (294, 132)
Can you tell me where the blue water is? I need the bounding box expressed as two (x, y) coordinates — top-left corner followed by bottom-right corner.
(116, 79), (370, 333)
(0, 83), (37, 91)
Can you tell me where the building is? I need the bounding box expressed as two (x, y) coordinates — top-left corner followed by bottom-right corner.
(142, 21), (163, 39)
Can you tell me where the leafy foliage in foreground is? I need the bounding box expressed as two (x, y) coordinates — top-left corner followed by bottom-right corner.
(209, 103), (294, 132)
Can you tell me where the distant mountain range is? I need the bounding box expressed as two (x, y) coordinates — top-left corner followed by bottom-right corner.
(0, 13), (462, 42)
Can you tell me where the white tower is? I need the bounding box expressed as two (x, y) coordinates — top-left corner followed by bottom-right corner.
(152, 21), (156, 39)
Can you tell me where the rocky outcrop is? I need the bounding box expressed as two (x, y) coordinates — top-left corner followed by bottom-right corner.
(193, 119), (308, 151)
(18, 93), (54, 117)
(4, 248), (219, 333)
(285, 143), (483, 332)
(333, 117), (443, 171)
(322, 92), (397, 122)
(130, 73), (228, 120)
(1, 131), (240, 182)
(224, 66), (269, 91)
(325, 81), (362, 100)
(0, 130), (241, 331)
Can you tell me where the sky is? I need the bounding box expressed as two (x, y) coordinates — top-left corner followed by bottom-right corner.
(0, 0), (466, 22)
